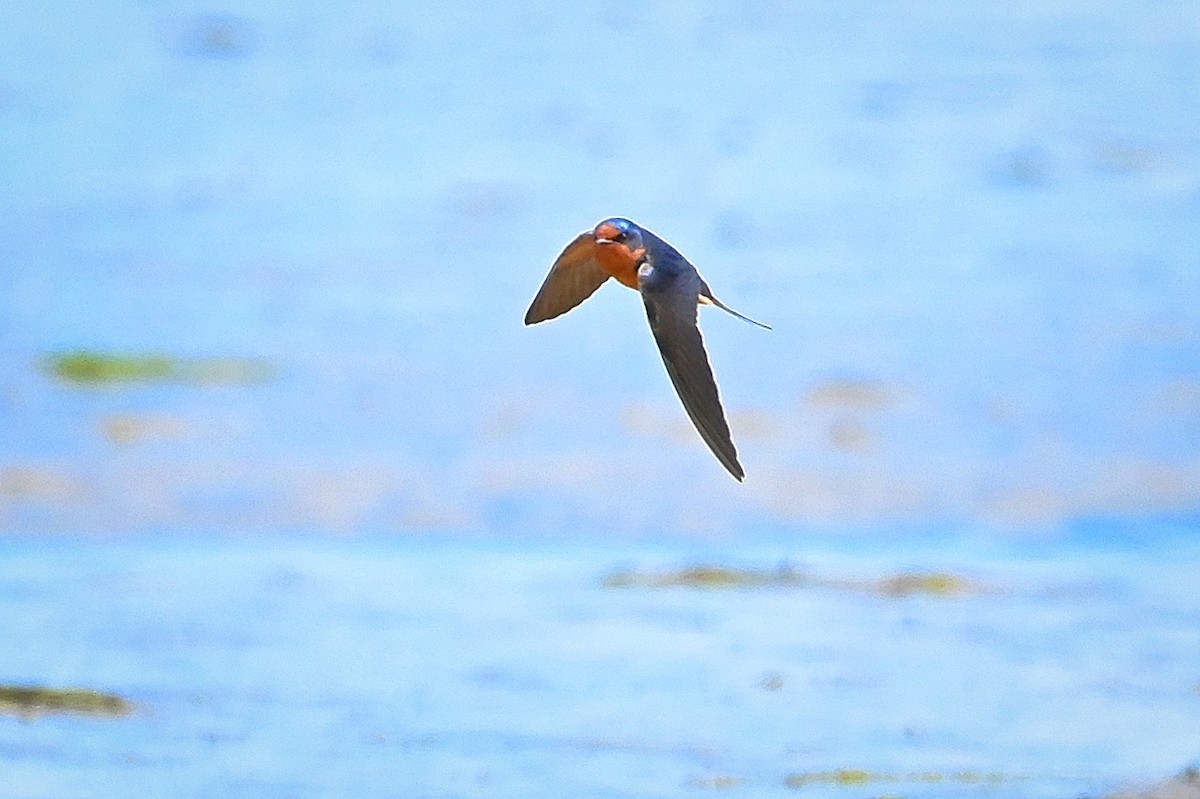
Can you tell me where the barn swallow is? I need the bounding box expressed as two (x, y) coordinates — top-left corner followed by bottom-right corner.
(524, 217), (769, 481)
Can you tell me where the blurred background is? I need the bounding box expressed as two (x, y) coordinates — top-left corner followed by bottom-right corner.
(1, 1), (1198, 797)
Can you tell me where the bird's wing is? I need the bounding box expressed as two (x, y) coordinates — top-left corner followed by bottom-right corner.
(524, 232), (610, 325)
(640, 267), (745, 481)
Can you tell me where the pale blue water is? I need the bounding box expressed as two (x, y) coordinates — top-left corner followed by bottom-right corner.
(1, 529), (1198, 798)
(2, 0), (1199, 796)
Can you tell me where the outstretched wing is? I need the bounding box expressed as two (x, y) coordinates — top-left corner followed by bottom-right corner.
(640, 264), (745, 481)
(524, 232), (610, 325)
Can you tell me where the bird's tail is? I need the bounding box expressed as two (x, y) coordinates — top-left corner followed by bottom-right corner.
(699, 287), (772, 330)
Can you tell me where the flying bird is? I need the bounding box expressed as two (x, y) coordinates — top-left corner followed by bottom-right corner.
(524, 217), (769, 481)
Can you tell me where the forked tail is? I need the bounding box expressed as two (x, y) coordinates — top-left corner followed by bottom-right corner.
(699, 287), (772, 330)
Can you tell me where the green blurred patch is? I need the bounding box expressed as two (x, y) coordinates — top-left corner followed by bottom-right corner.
(604, 565), (986, 598)
(786, 768), (877, 787)
(873, 571), (976, 598)
(0, 685), (134, 719)
(785, 768), (1009, 790)
(43, 351), (273, 386)
(603, 565), (807, 589)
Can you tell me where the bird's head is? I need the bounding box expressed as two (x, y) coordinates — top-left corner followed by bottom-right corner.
(592, 218), (646, 261)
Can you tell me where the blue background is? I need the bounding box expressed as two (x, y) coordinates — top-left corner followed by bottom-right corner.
(1, 2), (1198, 797)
